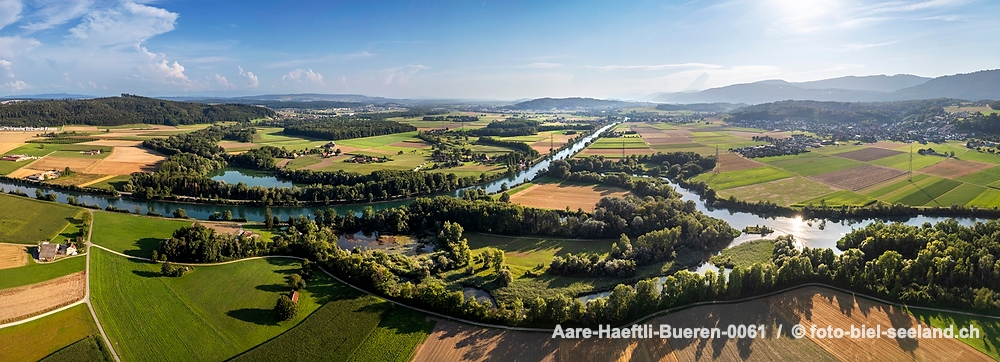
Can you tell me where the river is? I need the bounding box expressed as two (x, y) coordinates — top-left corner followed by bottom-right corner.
(0, 122), (619, 221)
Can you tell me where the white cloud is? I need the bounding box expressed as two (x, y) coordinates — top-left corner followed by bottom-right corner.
(520, 62), (563, 69)
(0, 59), (12, 77)
(239, 66), (258, 88)
(0, 36), (40, 58)
(377, 64), (427, 85)
(585, 63), (722, 71)
(838, 40), (899, 51)
(70, 2), (177, 46)
(0, 0), (22, 31)
(22, 0), (93, 32)
(2, 80), (28, 91)
(282, 68), (324, 85)
(136, 44), (190, 84)
(212, 74), (234, 89)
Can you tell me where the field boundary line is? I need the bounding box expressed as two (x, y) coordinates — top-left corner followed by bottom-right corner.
(78, 174), (116, 188)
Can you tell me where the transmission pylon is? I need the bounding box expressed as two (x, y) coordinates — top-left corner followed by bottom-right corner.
(908, 144), (913, 181)
(714, 145), (720, 174)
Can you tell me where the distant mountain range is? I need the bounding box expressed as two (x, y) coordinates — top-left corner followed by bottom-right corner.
(508, 97), (644, 110)
(650, 70), (1000, 104)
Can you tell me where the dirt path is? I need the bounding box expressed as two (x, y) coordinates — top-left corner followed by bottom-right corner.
(0, 272), (86, 322)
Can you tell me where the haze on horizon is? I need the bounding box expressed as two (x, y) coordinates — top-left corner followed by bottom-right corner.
(0, 0), (996, 100)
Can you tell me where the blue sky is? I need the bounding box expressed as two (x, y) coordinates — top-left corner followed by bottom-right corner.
(0, 0), (996, 99)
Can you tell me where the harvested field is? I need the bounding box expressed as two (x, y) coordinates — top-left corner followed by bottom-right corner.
(275, 159), (292, 168)
(768, 287), (987, 361)
(811, 165), (906, 191)
(529, 134), (573, 154)
(509, 182), (629, 212)
(579, 148), (655, 157)
(716, 153), (763, 172)
(0, 271), (85, 322)
(920, 159), (995, 179)
(22, 156), (101, 173)
(388, 140), (431, 148)
(87, 144), (165, 174)
(80, 139), (148, 147)
(0, 244), (28, 269)
(834, 147), (903, 162)
(0, 131), (38, 154)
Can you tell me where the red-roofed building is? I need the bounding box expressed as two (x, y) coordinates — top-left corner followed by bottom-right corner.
(290, 291), (300, 303)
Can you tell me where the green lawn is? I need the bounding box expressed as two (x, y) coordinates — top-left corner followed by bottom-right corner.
(968, 189), (1000, 208)
(761, 153), (862, 176)
(91, 249), (338, 362)
(233, 297), (434, 362)
(710, 239), (775, 269)
(907, 308), (1000, 360)
(588, 137), (650, 149)
(337, 131), (421, 149)
(0, 194), (84, 244)
(796, 190), (877, 207)
(863, 174), (931, 199)
(870, 153), (947, 171)
(0, 255), (86, 290)
(886, 178), (962, 206)
(691, 166), (794, 190)
(0, 304), (100, 362)
(284, 156), (323, 170)
(719, 177), (835, 207)
(931, 183), (986, 207)
(957, 166), (1000, 186)
(85, 175), (132, 192)
(40, 335), (114, 362)
(466, 233), (614, 277)
(956, 150), (1000, 164)
(50, 145), (114, 159)
(91, 212), (192, 258)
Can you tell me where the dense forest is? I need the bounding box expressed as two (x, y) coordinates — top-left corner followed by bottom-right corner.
(0, 94), (275, 126)
(726, 99), (957, 124)
(282, 119), (416, 140)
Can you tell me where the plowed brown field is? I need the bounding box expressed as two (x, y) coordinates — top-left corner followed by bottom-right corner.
(0, 271), (85, 322)
(0, 244), (27, 269)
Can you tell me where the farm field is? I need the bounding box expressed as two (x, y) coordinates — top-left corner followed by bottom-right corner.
(796, 190), (876, 207)
(0, 194), (83, 244)
(233, 294), (434, 362)
(90, 212), (192, 258)
(507, 178), (630, 212)
(0, 271), (85, 323)
(766, 287), (985, 361)
(417, 286), (977, 361)
(90, 249), (337, 362)
(908, 308), (1000, 360)
(0, 304), (102, 362)
(0, 243), (27, 269)
(758, 153), (862, 176)
(0, 255), (86, 290)
(719, 177), (836, 206)
(39, 335), (114, 362)
(465, 233), (614, 277)
(692, 166), (794, 190)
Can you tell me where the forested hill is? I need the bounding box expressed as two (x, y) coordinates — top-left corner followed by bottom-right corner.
(725, 99), (958, 124)
(0, 94), (276, 127)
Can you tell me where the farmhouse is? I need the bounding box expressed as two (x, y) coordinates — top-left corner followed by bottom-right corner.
(38, 242), (58, 262)
(290, 291), (300, 303)
(1, 154), (37, 162)
(80, 149), (103, 156)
